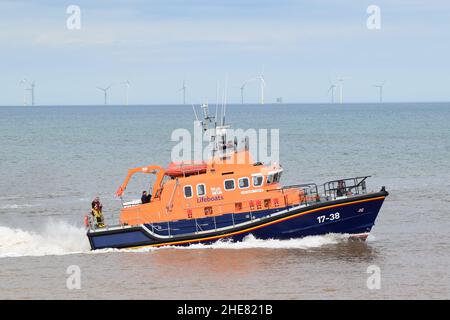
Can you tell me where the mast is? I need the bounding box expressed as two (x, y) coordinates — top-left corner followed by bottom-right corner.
(191, 78), (234, 161)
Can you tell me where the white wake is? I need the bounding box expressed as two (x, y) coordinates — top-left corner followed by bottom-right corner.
(0, 220), (359, 258)
(0, 220), (90, 258)
(98, 233), (353, 254)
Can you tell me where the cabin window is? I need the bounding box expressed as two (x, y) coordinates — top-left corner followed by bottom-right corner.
(184, 185), (193, 198)
(252, 175), (263, 187)
(238, 177), (250, 189)
(274, 172), (282, 182)
(273, 172), (279, 183)
(197, 184), (206, 196)
(267, 172), (282, 184)
(224, 179), (235, 191)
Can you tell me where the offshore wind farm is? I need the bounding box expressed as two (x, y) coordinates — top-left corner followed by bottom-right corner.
(2, 2), (449, 107)
(13, 73), (390, 106)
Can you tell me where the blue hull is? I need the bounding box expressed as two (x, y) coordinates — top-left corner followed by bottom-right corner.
(87, 191), (387, 250)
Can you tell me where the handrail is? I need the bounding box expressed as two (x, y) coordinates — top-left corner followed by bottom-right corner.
(180, 185), (319, 214)
(323, 176), (370, 199)
(272, 183), (318, 190)
(166, 178), (179, 211)
(347, 176), (369, 190)
(324, 176), (371, 184)
(97, 176), (372, 233)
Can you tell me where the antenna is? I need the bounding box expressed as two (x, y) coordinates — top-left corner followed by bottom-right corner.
(215, 81), (220, 121)
(223, 75), (228, 123)
(221, 86), (225, 126)
(191, 103), (199, 121)
(212, 82), (220, 160)
(201, 102), (208, 119)
(219, 75), (228, 126)
(200, 102), (215, 132)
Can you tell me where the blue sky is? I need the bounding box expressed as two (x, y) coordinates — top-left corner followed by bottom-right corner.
(0, 0), (449, 105)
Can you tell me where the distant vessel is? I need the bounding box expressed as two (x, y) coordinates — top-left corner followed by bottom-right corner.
(86, 104), (388, 250)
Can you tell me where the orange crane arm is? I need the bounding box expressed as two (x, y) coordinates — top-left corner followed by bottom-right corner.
(115, 165), (165, 197)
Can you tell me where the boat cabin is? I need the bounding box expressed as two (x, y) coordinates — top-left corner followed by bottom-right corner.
(115, 150), (306, 226)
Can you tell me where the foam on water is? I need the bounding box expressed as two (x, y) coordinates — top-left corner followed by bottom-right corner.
(0, 220), (90, 258)
(0, 220), (357, 258)
(94, 233), (352, 255)
(190, 233), (352, 249)
(0, 203), (37, 210)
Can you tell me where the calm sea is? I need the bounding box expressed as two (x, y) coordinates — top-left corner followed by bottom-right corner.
(0, 103), (449, 299)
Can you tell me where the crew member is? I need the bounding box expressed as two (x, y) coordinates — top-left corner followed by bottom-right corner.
(91, 197), (105, 228)
(336, 180), (346, 197)
(141, 191), (151, 204)
(91, 196), (103, 212)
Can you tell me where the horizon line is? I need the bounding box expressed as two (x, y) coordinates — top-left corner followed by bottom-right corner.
(1, 101), (450, 107)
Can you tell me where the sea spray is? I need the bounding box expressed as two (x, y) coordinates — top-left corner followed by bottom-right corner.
(104, 233), (352, 254)
(0, 219), (90, 258)
(168, 234), (351, 250)
(0, 219), (353, 258)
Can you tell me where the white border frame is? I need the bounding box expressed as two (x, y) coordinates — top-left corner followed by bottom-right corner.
(196, 183), (206, 196)
(251, 174), (264, 187)
(223, 179), (235, 191)
(183, 185), (193, 198)
(238, 177), (250, 189)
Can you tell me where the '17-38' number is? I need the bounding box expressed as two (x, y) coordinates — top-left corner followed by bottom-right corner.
(317, 212), (340, 223)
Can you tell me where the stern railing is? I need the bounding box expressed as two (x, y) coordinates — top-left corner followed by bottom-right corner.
(322, 176), (370, 200)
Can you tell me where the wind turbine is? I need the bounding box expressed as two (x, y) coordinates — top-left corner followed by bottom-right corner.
(328, 81), (337, 103)
(96, 84), (113, 105)
(336, 77), (349, 104)
(20, 78), (35, 106)
(372, 81), (386, 103)
(178, 80), (187, 105)
(258, 68), (266, 105)
(29, 81), (35, 106)
(259, 75), (266, 104)
(122, 80), (130, 106)
(240, 81), (248, 104)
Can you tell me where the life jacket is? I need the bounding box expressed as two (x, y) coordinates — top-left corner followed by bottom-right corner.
(92, 208), (102, 218)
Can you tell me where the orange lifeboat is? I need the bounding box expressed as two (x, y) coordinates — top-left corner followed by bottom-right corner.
(86, 103), (388, 251)
(165, 161), (207, 177)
